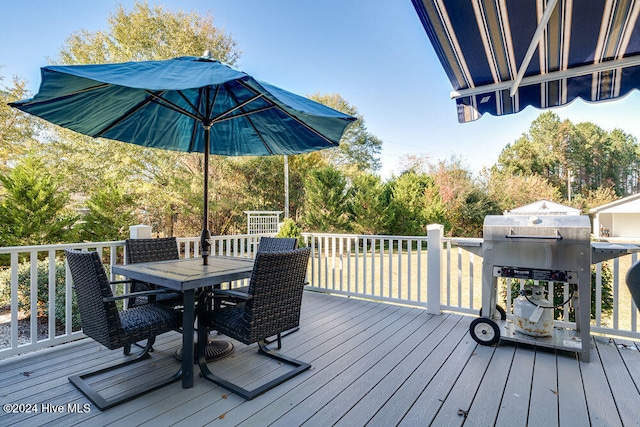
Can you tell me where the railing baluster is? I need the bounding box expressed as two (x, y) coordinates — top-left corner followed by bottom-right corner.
(388, 238), (393, 298)
(417, 239), (422, 302)
(371, 238), (376, 296)
(469, 252), (474, 310)
(363, 238), (368, 295)
(407, 239), (412, 301)
(11, 252), (19, 350)
(397, 239), (402, 300)
(332, 236), (337, 290)
(446, 241), (451, 307)
(48, 250), (56, 340)
(457, 246), (462, 308)
(347, 237), (352, 294)
(379, 238), (384, 298)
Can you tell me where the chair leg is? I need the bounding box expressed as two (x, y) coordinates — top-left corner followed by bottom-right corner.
(69, 338), (181, 410)
(263, 327), (300, 349)
(198, 340), (310, 400)
(123, 337), (156, 356)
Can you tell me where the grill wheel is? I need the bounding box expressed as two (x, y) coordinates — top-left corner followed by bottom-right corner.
(478, 305), (507, 320)
(470, 318), (500, 346)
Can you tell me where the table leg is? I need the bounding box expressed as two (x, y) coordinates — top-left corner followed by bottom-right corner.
(181, 289), (195, 388)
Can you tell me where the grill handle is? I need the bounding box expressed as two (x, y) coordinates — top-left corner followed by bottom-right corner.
(505, 229), (562, 240)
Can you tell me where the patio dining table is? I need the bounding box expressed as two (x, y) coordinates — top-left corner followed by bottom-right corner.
(112, 256), (254, 388)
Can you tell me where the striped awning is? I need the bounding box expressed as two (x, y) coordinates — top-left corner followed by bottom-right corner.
(411, 0), (640, 123)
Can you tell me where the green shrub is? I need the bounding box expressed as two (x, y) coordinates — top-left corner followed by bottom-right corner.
(277, 218), (306, 248)
(0, 258), (81, 329)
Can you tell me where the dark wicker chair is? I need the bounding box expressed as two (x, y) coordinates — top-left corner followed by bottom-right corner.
(199, 247), (311, 400)
(65, 249), (182, 410)
(125, 237), (182, 307)
(256, 236), (298, 252)
(231, 236), (299, 345)
(626, 260), (640, 311)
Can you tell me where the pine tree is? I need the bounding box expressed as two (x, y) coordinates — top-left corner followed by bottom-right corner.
(0, 156), (77, 249)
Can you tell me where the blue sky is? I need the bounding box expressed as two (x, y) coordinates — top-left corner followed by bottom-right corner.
(3, 0), (640, 179)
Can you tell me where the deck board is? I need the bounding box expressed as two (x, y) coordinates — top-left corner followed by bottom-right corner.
(464, 341), (515, 427)
(494, 345), (534, 426)
(557, 352), (590, 426)
(366, 316), (470, 426)
(582, 337), (626, 426)
(1, 291), (639, 426)
(595, 337), (640, 426)
(528, 349), (559, 427)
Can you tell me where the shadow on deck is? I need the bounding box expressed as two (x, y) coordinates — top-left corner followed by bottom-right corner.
(1, 291), (640, 426)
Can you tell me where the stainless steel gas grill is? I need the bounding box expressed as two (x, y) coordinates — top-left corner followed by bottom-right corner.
(470, 214), (638, 362)
(476, 215), (591, 360)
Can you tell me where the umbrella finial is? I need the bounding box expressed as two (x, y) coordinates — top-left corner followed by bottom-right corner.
(202, 49), (212, 59)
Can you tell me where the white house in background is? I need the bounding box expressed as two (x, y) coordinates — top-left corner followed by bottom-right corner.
(590, 193), (640, 239)
(504, 199), (581, 216)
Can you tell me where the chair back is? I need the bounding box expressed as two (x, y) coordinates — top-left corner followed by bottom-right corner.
(65, 249), (124, 350)
(257, 237), (297, 253)
(243, 247), (310, 342)
(126, 237), (179, 264)
(626, 259), (640, 310)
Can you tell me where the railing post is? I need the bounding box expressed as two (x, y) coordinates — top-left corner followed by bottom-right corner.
(427, 224), (443, 314)
(129, 224), (152, 239)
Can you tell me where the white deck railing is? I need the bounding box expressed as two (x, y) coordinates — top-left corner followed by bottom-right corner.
(0, 234), (267, 358)
(2, 227), (639, 359)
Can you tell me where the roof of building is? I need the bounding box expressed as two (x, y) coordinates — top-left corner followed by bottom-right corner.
(504, 200), (581, 216)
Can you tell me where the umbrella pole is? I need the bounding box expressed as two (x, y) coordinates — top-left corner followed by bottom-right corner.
(201, 124), (212, 265)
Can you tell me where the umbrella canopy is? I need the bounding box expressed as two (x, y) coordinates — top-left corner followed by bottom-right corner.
(10, 54), (356, 263)
(412, 0), (640, 123)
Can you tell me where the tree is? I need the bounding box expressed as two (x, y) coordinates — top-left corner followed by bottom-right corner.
(426, 157), (499, 237)
(308, 93), (382, 173)
(349, 172), (388, 235)
(0, 74), (39, 170)
(496, 112), (567, 186)
(485, 170), (561, 213)
(79, 181), (137, 242)
(496, 111), (640, 201)
(566, 121), (639, 196)
(385, 171), (434, 236)
(303, 167), (351, 232)
(608, 129), (640, 195)
(56, 2), (239, 65)
(0, 156), (77, 250)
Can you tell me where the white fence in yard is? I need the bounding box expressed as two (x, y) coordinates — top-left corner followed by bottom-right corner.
(1, 226), (639, 359)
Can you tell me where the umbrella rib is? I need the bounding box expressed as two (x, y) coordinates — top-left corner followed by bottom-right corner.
(176, 91), (207, 123)
(223, 84), (274, 154)
(236, 80), (341, 147)
(210, 85), (220, 121)
(146, 90), (203, 122)
(210, 93), (266, 123)
(212, 105), (277, 123)
(95, 91), (164, 137)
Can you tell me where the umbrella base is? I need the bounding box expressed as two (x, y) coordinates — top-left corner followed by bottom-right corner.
(175, 339), (234, 363)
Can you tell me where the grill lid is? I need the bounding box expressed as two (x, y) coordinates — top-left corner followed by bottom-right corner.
(483, 215), (591, 244)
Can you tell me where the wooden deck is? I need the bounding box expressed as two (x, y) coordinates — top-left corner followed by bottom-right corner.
(1, 291), (640, 426)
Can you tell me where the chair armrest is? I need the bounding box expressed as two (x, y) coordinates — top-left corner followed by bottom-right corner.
(109, 279), (133, 285)
(103, 289), (176, 302)
(209, 288), (253, 301)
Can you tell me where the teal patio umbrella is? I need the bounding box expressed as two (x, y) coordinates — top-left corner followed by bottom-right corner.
(10, 53), (356, 264)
